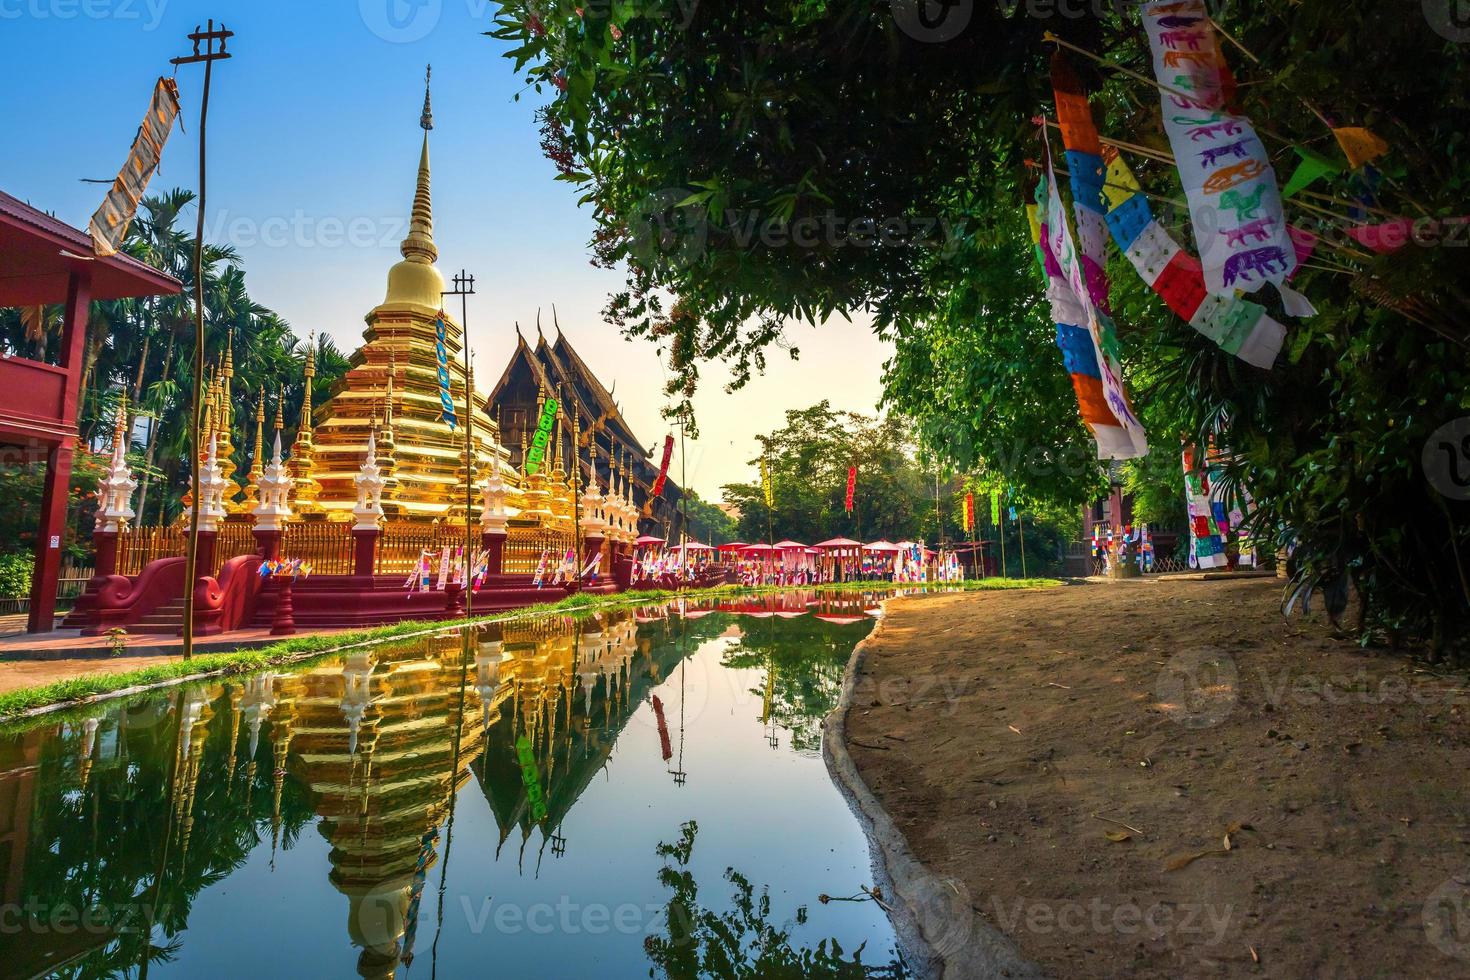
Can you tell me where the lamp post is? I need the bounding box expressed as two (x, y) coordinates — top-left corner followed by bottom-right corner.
(443, 270), (476, 619)
(172, 20), (232, 661)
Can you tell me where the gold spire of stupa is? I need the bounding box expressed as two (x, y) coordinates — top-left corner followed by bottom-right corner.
(291, 334), (323, 516)
(243, 389), (266, 511)
(284, 67), (514, 523)
(218, 333), (245, 512)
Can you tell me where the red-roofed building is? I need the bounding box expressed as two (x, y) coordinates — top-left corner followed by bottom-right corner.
(0, 190), (182, 632)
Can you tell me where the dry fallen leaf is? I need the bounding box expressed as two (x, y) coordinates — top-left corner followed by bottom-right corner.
(1008, 725), (1023, 735)
(1249, 945), (1260, 964)
(1105, 830), (1133, 843)
(1164, 848), (1230, 872)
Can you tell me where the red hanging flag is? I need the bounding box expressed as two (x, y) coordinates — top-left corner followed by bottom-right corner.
(651, 435), (675, 497)
(964, 493), (975, 533)
(845, 466), (857, 513)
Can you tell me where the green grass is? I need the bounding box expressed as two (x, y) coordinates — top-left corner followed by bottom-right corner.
(0, 577), (1060, 721)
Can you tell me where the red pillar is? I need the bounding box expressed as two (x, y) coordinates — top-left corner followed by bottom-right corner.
(254, 528), (282, 561)
(92, 530), (119, 579)
(27, 268), (92, 634)
(482, 530), (506, 575)
(26, 442), (71, 634)
(352, 528), (379, 578)
(583, 535), (605, 571)
(195, 531), (218, 582)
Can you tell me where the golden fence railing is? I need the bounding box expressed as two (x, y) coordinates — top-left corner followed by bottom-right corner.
(376, 521), (460, 578)
(281, 521), (356, 576)
(116, 521), (257, 577)
(503, 525), (573, 576)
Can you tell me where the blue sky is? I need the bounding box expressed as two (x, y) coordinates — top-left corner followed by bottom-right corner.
(0, 0), (890, 500)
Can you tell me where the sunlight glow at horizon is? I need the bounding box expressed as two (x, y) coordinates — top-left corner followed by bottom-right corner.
(0, 0), (891, 500)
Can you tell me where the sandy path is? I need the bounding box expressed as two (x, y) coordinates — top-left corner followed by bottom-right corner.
(845, 579), (1470, 979)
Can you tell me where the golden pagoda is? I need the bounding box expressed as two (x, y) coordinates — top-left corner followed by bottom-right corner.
(304, 66), (513, 524)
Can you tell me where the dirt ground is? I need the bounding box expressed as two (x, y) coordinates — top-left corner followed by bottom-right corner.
(845, 578), (1470, 979)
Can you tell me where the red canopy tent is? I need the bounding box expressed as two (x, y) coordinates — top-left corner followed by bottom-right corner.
(1, 190), (182, 632)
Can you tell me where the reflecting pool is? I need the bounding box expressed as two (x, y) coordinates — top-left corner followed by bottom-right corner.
(0, 590), (915, 979)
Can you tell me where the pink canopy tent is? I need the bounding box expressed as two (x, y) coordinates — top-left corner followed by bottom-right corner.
(675, 541), (714, 551)
(864, 540), (902, 553)
(773, 540), (807, 550)
(815, 537), (862, 549)
(717, 542), (748, 553)
(742, 543), (778, 553)
(634, 535), (666, 547)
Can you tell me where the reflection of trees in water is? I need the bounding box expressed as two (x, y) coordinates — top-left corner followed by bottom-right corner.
(720, 617), (872, 754)
(0, 685), (316, 978)
(644, 820), (908, 979)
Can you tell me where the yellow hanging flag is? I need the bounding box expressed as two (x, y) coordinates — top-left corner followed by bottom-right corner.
(1332, 127), (1389, 170)
(760, 458), (774, 508)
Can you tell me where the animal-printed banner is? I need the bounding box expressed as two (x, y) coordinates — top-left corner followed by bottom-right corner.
(1100, 147), (1287, 369)
(1051, 51), (1284, 369)
(1039, 136), (1149, 459)
(1141, 1), (1302, 306)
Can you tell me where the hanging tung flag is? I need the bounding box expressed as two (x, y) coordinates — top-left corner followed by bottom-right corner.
(434, 315), (458, 431)
(963, 492), (975, 533)
(524, 397), (559, 475)
(89, 78), (181, 257)
(1281, 145), (1343, 199)
(845, 466), (857, 513)
(1098, 145), (1287, 369)
(1035, 135), (1149, 459)
(651, 435), (675, 497)
(1140, 2), (1310, 316)
(760, 457), (774, 509)
(1332, 127), (1389, 170)
(990, 490), (1001, 527)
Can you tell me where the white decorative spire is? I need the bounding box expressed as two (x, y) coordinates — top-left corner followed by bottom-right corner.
(195, 430), (229, 533)
(254, 427), (295, 531)
(352, 426), (386, 530)
(95, 394), (138, 533)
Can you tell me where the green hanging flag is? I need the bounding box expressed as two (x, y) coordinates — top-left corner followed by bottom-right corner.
(1282, 146), (1343, 199)
(990, 490), (1001, 527)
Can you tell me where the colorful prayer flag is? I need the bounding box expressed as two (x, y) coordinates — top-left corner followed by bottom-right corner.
(1140, 2), (1309, 314)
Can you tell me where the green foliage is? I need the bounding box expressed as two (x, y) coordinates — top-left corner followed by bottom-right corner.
(720, 401), (942, 542)
(679, 488), (737, 545)
(0, 552), (33, 598)
(491, 2), (1470, 656)
(646, 820), (908, 978)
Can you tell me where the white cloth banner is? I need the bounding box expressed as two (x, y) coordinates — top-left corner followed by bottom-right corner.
(1141, 1), (1301, 303)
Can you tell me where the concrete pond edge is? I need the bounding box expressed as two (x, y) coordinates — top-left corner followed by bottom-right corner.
(823, 594), (1047, 980)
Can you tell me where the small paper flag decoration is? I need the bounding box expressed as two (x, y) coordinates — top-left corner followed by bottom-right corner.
(434, 316), (458, 431)
(1281, 145), (1342, 199)
(1332, 127), (1389, 170)
(1140, 1), (1306, 310)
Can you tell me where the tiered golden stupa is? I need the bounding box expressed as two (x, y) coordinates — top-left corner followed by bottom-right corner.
(304, 67), (514, 523)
